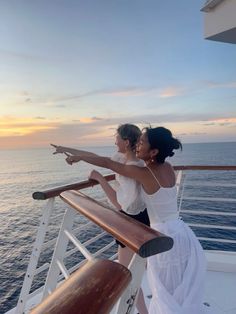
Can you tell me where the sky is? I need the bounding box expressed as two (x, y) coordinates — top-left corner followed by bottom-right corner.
(0, 0), (236, 149)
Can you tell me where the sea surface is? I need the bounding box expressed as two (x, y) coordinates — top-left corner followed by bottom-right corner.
(1, 142), (236, 313)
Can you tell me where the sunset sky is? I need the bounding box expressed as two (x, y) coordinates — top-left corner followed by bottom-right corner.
(0, 0), (236, 149)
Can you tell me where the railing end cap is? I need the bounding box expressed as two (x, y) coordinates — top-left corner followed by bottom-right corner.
(139, 236), (174, 258)
(32, 192), (46, 200)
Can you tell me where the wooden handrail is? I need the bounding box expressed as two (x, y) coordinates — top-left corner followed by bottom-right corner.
(60, 190), (174, 258)
(32, 174), (115, 200)
(32, 165), (236, 200)
(30, 259), (131, 314)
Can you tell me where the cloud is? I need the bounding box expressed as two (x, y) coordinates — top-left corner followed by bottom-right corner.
(0, 49), (56, 63)
(202, 117), (236, 127)
(0, 116), (59, 137)
(176, 132), (207, 138)
(102, 113), (229, 125)
(202, 122), (215, 126)
(71, 117), (105, 123)
(55, 104), (67, 108)
(1, 113), (235, 149)
(65, 113), (236, 128)
(13, 84), (187, 108)
(47, 85), (184, 104)
(34, 116), (46, 120)
(51, 86), (152, 103)
(212, 117), (236, 123)
(101, 87), (152, 97)
(79, 117), (98, 123)
(92, 116), (104, 121)
(205, 80), (236, 89)
(5, 80), (236, 111)
(159, 87), (185, 98)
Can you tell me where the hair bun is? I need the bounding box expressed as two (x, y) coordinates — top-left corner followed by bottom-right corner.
(172, 138), (182, 150)
(169, 151), (174, 157)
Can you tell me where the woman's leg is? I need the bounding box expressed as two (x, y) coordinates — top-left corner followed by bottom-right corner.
(118, 246), (148, 314)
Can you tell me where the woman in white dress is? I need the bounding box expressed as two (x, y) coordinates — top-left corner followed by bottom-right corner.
(52, 124), (150, 314)
(52, 126), (206, 314)
(89, 124), (150, 314)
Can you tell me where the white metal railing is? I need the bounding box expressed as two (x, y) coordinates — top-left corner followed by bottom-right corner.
(14, 192), (118, 313)
(15, 198), (55, 314)
(181, 210), (236, 216)
(178, 169), (236, 251)
(12, 167), (236, 314)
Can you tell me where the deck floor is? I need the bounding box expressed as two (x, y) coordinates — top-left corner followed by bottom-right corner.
(204, 270), (236, 314)
(139, 267), (236, 314)
(6, 253), (236, 314)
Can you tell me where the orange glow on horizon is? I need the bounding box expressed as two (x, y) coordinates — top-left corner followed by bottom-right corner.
(209, 117), (236, 124)
(79, 117), (95, 123)
(0, 116), (58, 137)
(0, 115), (235, 149)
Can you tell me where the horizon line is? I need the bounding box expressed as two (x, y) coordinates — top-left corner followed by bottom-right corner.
(2, 140), (236, 151)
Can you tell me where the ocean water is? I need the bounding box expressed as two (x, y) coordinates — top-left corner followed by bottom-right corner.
(0, 142), (236, 313)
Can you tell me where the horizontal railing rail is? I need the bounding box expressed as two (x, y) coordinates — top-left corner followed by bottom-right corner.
(33, 174), (115, 200)
(181, 209), (236, 216)
(183, 196), (236, 202)
(30, 259), (131, 314)
(32, 165), (236, 200)
(60, 190), (174, 258)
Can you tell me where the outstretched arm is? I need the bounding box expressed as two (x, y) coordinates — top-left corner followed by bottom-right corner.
(65, 154), (146, 184)
(51, 144), (100, 158)
(89, 170), (121, 210)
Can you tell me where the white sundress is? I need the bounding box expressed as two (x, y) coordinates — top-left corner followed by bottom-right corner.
(141, 167), (206, 314)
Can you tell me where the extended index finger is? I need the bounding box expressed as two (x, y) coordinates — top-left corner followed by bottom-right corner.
(50, 143), (57, 148)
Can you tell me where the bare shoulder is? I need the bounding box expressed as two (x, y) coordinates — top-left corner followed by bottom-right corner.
(163, 161), (175, 172)
(159, 162), (176, 186)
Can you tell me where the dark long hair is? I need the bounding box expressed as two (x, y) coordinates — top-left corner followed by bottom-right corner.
(144, 126), (182, 163)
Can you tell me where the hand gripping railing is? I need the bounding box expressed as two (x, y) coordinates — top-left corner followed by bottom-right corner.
(30, 259), (132, 314)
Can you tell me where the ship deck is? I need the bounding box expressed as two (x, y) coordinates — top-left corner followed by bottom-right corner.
(138, 250), (236, 314)
(6, 166), (236, 314)
(6, 250), (236, 314)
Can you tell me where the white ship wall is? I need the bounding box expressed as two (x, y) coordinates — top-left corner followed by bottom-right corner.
(202, 0), (236, 43)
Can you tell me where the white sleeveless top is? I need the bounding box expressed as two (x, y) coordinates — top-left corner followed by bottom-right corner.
(141, 167), (179, 223)
(144, 167), (206, 314)
(111, 153), (146, 214)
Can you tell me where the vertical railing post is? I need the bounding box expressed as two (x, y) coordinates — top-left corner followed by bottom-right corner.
(176, 170), (183, 194)
(42, 206), (77, 299)
(177, 170), (185, 211)
(114, 254), (146, 314)
(16, 198), (55, 314)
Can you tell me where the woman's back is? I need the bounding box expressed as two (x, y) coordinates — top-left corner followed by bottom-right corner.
(141, 165), (179, 224)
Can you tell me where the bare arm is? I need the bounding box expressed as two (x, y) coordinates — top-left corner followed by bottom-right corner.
(89, 170), (121, 210)
(51, 144), (100, 158)
(66, 154), (147, 185)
